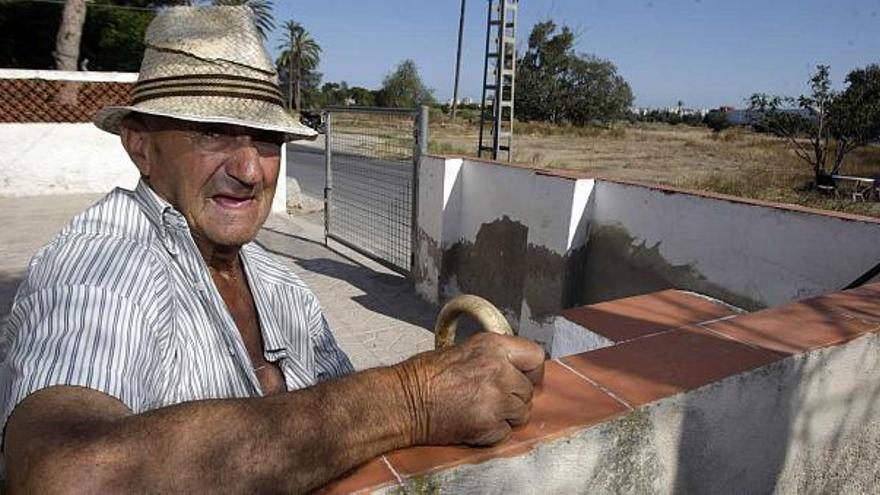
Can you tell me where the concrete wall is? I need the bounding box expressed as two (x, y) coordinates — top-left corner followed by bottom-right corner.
(386, 332), (880, 494)
(0, 123), (139, 196)
(415, 156), (593, 347)
(0, 68), (136, 82)
(0, 123), (288, 213)
(585, 180), (880, 309)
(414, 156), (880, 351)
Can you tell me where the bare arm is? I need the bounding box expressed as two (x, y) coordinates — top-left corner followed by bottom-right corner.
(4, 333), (544, 493)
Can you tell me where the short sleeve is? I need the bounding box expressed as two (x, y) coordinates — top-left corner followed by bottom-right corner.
(0, 285), (164, 450)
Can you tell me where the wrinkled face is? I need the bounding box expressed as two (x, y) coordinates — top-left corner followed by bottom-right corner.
(120, 115), (284, 249)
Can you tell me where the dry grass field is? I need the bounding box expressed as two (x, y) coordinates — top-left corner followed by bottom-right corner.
(428, 114), (880, 218)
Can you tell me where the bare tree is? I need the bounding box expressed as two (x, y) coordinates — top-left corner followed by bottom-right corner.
(748, 65), (880, 182)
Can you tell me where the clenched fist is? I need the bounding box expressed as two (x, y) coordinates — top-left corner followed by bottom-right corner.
(393, 332), (545, 446)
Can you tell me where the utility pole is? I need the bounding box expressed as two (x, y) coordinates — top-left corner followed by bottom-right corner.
(451, 0), (466, 120)
(478, 0), (517, 161)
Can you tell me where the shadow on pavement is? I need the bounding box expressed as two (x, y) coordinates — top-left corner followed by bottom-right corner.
(254, 229), (437, 333)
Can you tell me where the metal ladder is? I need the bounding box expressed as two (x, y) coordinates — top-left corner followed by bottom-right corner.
(478, 0), (517, 161)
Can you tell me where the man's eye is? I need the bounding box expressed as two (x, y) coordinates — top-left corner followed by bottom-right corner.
(199, 131), (224, 140)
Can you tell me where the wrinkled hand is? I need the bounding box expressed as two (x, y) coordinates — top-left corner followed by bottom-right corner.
(394, 332), (545, 447)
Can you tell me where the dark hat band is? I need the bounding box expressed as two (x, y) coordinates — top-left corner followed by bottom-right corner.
(132, 74), (284, 106)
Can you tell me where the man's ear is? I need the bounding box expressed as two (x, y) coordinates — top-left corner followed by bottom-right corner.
(120, 117), (151, 177)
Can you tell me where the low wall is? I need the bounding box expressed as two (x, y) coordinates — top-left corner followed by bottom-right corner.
(0, 123), (139, 196)
(321, 284), (880, 494)
(415, 156), (593, 347)
(584, 180), (880, 310)
(0, 69), (287, 212)
(414, 156), (880, 351)
(0, 122), (288, 212)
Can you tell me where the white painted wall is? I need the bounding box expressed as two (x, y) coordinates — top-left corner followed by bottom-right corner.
(0, 68), (137, 82)
(0, 123), (139, 196)
(416, 157), (880, 350)
(0, 123), (288, 213)
(593, 181), (880, 307)
(415, 156), (596, 347)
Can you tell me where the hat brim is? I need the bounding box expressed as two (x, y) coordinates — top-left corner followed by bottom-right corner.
(94, 97), (318, 142)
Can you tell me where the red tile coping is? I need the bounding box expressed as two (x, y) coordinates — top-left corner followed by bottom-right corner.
(802, 283), (880, 324)
(561, 326), (781, 406)
(560, 289), (737, 342)
(321, 284), (880, 490)
(386, 361), (628, 477)
(702, 296), (880, 357)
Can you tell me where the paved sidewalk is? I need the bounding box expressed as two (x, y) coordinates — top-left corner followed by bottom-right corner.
(0, 194), (435, 371)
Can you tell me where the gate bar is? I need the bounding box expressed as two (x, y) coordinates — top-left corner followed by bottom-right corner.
(323, 105), (418, 115)
(411, 105), (428, 273)
(323, 110), (332, 246)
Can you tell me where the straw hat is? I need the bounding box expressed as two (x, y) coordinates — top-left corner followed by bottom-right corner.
(94, 5), (316, 141)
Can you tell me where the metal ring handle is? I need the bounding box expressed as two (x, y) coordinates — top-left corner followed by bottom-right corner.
(434, 294), (514, 350)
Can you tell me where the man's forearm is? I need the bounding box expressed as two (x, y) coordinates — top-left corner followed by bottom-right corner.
(8, 333), (545, 493)
(9, 365), (416, 494)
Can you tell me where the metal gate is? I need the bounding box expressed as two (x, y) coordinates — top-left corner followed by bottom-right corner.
(323, 106), (428, 275)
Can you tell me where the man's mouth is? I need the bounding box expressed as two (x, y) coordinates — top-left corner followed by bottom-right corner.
(210, 194), (256, 209)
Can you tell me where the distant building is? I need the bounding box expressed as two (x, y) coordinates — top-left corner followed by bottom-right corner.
(447, 96), (475, 107)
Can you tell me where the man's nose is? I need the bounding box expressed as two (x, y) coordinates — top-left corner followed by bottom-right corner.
(225, 136), (262, 186)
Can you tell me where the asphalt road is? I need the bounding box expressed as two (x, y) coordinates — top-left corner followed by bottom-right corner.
(286, 143), (325, 200)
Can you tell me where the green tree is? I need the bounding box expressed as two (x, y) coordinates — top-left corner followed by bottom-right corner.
(81, 2), (154, 71)
(564, 55), (635, 125)
(376, 59), (434, 108)
(349, 86), (376, 107)
(0, 1), (65, 68)
(276, 20), (321, 111)
(517, 21), (633, 125)
(748, 65), (880, 180)
(703, 110), (731, 133)
(828, 64), (880, 170)
(316, 81), (350, 107)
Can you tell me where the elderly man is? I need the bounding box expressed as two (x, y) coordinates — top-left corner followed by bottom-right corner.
(0, 6), (543, 493)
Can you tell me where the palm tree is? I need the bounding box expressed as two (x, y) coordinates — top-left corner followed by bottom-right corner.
(52, 0), (87, 105)
(276, 20), (321, 111)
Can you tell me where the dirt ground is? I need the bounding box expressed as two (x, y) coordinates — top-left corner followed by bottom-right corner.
(429, 116), (880, 218)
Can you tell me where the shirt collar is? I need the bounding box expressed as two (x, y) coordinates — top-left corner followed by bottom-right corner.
(133, 179), (189, 234)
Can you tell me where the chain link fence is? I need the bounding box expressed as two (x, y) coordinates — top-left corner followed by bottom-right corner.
(0, 76), (133, 123)
(325, 107), (427, 274)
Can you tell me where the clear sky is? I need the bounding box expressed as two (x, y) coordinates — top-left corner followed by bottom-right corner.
(270, 0), (880, 109)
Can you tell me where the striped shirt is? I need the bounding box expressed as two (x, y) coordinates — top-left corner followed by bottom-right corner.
(0, 180), (354, 453)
